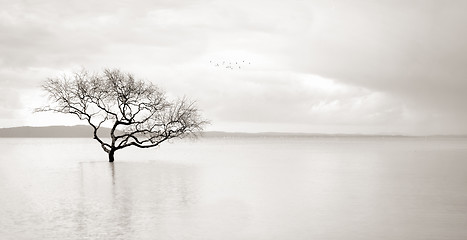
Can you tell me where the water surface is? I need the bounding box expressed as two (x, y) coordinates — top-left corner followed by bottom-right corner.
(1, 137), (467, 239)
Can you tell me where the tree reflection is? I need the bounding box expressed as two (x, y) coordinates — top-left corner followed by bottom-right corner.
(75, 161), (198, 239)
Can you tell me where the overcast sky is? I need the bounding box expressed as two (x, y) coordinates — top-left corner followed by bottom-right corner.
(1, 0), (467, 134)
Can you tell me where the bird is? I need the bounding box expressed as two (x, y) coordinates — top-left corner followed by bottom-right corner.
(209, 58), (250, 70)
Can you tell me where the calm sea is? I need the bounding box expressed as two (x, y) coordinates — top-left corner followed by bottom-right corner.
(1, 137), (467, 239)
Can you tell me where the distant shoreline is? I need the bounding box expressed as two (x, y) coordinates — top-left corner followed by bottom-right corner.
(0, 126), (466, 138)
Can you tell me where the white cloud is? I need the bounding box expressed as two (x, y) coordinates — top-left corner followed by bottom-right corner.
(1, 0), (467, 134)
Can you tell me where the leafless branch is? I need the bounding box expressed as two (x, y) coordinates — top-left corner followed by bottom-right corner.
(37, 68), (208, 162)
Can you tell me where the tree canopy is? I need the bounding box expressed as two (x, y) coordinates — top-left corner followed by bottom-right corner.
(38, 69), (207, 162)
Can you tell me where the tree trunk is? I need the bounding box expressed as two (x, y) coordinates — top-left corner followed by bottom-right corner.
(108, 149), (115, 162)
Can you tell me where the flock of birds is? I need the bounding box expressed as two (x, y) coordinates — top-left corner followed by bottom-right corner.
(209, 60), (251, 70)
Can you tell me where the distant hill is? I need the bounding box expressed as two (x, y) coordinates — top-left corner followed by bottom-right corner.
(0, 125), (114, 138)
(1, 126), (466, 138)
(0, 126), (371, 138)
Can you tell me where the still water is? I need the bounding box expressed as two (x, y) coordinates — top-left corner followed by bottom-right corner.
(1, 137), (467, 239)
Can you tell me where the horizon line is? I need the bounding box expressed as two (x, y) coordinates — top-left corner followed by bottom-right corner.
(1, 125), (467, 138)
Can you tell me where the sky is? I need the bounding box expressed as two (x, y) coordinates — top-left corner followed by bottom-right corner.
(1, 0), (467, 135)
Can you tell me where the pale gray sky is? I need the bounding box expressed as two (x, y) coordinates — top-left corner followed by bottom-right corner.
(1, 0), (466, 134)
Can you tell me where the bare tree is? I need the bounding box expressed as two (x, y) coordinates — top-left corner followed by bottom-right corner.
(37, 69), (208, 162)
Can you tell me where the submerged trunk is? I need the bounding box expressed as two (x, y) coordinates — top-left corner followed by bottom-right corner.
(108, 149), (116, 162)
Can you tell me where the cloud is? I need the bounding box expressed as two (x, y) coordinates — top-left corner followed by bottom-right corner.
(275, 1), (467, 127)
(1, 0), (466, 134)
(140, 63), (423, 133)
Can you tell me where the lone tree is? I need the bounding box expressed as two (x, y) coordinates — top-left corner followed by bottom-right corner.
(37, 69), (207, 162)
